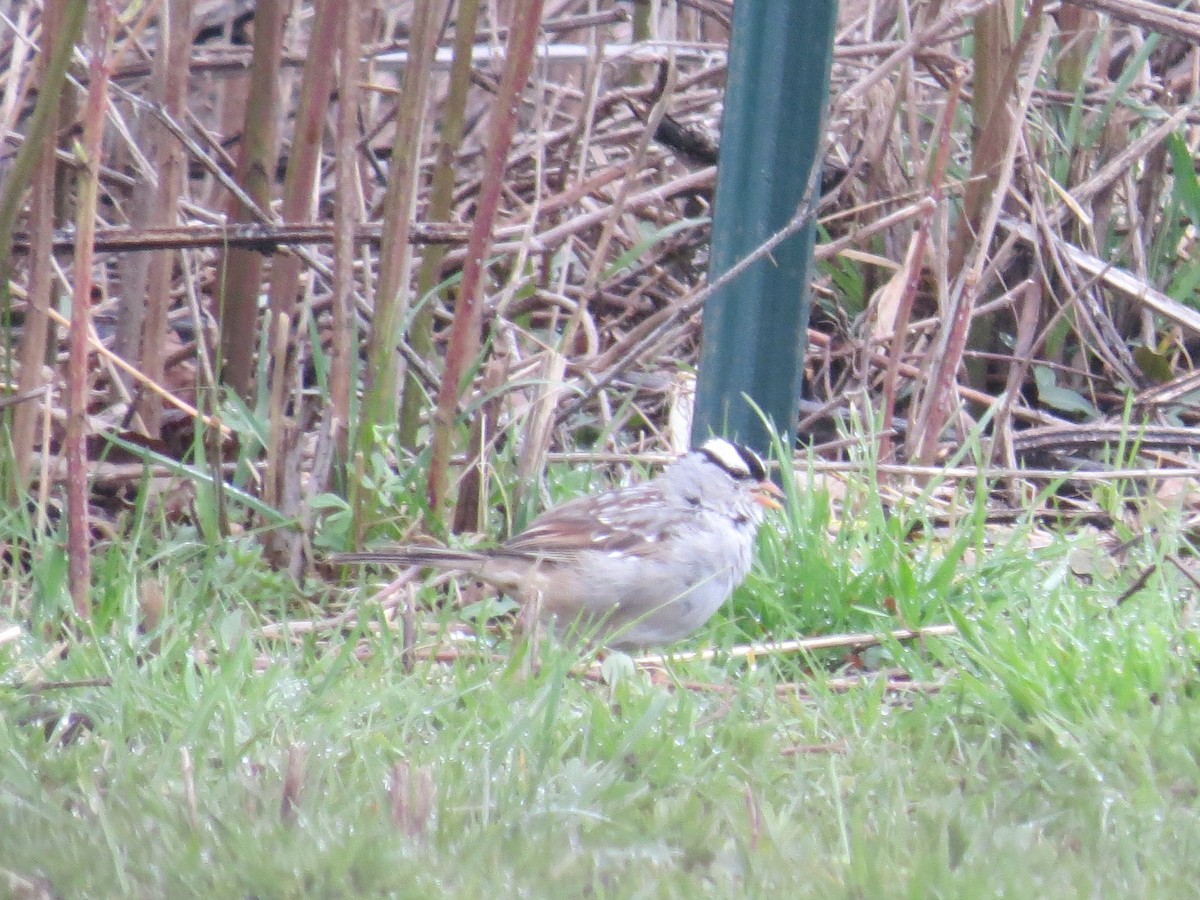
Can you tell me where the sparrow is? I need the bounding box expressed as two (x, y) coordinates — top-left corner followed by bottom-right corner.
(331, 438), (782, 648)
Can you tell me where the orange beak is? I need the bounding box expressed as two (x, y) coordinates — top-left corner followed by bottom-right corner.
(752, 480), (784, 510)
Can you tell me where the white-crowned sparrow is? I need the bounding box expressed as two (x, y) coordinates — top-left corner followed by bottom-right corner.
(331, 438), (782, 648)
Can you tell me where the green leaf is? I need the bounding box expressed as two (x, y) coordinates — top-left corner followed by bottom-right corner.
(1033, 365), (1100, 418)
(602, 217), (709, 280)
(1133, 346), (1173, 384)
(217, 609), (245, 652)
(599, 651), (636, 686)
(1168, 131), (1200, 226)
(101, 431), (289, 524)
(309, 493), (351, 511)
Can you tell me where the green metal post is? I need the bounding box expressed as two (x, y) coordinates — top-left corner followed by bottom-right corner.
(692, 1), (838, 455)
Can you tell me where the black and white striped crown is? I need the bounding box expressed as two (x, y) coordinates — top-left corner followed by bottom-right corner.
(697, 437), (767, 482)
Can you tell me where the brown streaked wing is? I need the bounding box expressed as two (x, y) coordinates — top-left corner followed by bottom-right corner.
(500, 484), (678, 559)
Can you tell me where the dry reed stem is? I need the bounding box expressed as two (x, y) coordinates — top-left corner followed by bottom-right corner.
(215, 0), (288, 398)
(8, 0), (71, 494)
(400, 0), (484, 450)
(628, 624), (959, 667)
(878, 64), (962, 463)
(427, 0), (547, 520)
(66, 1), (115, 620)
(329, 0), (364, 472)
(356, 0), (449, 535)
(136, 0), (192, 436)
(915, 18), (1052, 464)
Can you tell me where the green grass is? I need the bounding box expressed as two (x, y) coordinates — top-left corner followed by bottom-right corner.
(2, 459), (1199, 897)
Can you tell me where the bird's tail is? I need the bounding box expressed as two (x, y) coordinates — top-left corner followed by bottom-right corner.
(329, 546), (489, 572)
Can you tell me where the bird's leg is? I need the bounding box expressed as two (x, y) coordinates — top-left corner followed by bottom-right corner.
(400, 583), (417, 674)
(515, 588), (543, 679)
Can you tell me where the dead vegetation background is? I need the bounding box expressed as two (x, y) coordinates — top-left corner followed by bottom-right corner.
(3, 0), (1200, 615)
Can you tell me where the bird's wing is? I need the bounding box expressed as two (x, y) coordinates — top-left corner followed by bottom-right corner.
(501, 483), (681, 560)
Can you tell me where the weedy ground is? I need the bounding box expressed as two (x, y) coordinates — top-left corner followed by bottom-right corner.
(2, 451), (1197, 898)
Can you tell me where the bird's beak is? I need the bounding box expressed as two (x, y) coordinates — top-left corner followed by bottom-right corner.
(752, 480), (784, 510)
